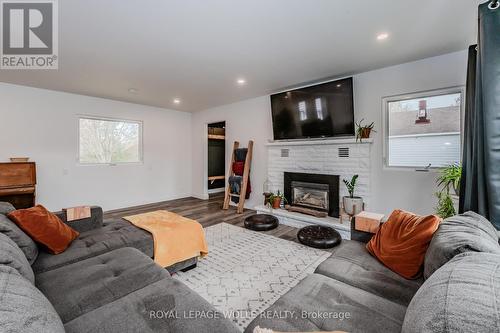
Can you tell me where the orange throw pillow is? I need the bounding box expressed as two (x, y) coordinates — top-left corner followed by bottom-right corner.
(8, 205), (79, 254)
(366, 209), (441, 279)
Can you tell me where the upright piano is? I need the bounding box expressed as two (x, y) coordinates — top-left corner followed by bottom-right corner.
(0, 162), (36, 209)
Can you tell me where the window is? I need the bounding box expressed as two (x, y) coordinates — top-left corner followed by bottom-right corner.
(78, 117), (142, 164)
(383, 87), (463, 168)
(298, 101), (307, 121)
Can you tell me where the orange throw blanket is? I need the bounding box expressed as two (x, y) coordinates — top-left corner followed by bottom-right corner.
(123, 210), (208, 268)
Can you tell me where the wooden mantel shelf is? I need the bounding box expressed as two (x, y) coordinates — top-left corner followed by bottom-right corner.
(266, 138), (373, 147)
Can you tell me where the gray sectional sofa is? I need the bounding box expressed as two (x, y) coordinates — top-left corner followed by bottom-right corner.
(245, 211), (500, 333)
(0, 202), (239, 333)
(33, 206), (197, 274)
(2, 199), (500, 333)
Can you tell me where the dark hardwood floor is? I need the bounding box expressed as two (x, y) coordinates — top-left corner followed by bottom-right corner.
(104, 193), (301, 244)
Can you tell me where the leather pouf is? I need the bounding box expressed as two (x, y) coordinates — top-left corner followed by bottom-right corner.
(297, 225), (342, 249)
(244, 214), (279, 231)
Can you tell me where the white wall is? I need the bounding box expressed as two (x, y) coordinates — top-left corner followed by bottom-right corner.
(0, 83), (192, 211)
(191, 50), (468, 215)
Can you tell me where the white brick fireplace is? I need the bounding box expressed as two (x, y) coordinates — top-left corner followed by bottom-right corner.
(256, 138), (373, 239)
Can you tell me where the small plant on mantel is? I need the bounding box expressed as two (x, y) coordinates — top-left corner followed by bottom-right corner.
(267, 190), (287, 209)
(355, 119), (375, 142)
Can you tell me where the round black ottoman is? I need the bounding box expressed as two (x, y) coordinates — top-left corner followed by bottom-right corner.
(244, 214), (279, 231)
(297, 225), (342, 249)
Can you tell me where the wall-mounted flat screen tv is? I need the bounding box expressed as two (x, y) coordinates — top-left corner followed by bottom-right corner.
(270, 77), (354, 140)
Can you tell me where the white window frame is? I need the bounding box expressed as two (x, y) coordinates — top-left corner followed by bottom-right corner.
(382, 86), (465, 171)
(77, 115), (144, 166)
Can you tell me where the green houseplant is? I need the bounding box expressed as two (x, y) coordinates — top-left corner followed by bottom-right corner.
(436, 192), (456, 219)
(435, 163), (462, 218)
(355, 119), (375, 142)
(267, 190), (287, 209)
(436, 163), (462, 196)
(342, 175), (363, 215)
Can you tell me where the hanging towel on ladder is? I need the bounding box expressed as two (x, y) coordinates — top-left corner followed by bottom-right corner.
(231, 162), (252, 201)
(234, 148), (248, 162)
(229, 176), (242, 203)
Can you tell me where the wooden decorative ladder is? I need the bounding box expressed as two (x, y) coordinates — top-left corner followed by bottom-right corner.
(223, 140), (254, 214)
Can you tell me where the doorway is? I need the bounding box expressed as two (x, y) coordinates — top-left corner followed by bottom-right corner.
(207, 121), (226, 193)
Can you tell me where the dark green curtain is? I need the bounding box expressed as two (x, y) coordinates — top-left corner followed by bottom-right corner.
(459, 46), (483, 215)
(460, 1), (500, 230)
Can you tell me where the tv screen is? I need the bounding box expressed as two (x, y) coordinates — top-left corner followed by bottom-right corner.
(270, 77), (354, 140)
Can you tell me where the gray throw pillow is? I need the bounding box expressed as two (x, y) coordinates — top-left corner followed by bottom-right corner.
(0, 201), (16, 215)
(403, 252), (500, 333)
(424, 211), (500, 279)
(0, 214), (38, 264)
(0, 232), (34, 283)
(0, 265), (65, 333)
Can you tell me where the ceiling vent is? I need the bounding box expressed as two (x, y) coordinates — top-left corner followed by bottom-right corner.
(281, 149), (289, 158)
(338, 147), (349, 158)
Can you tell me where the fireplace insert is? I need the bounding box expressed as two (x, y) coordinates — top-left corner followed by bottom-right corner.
(284, 172), (339, 217)
(291, 181), (329, 211)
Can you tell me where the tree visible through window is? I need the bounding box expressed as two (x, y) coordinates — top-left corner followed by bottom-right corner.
(384, 88), (462, 168)
(79, 117), (142, 164)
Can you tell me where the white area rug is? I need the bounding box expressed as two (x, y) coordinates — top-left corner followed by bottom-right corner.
(174, 223), (331, 331)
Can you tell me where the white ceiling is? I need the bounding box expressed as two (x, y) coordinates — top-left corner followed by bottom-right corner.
(0, 0), (481, 112)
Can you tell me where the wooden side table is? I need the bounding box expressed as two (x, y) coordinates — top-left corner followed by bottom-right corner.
(339, 201), (365, 224)
(350, 211), (385, 243)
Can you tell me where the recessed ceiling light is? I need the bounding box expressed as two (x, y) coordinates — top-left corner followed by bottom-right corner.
(377, 33), (389, 41)
(336, 84), (342, 88)
(128, 88), (138, 94)
(173, 98), (181, 104)
(236, 78), (246, 85)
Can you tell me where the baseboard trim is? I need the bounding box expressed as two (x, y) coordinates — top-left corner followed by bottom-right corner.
(191, 193), (210, 200)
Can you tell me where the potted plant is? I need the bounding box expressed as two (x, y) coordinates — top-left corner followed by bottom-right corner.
(355, 119), (375, 142)
(267, 190), (287, 209)
(435, 163), (462, 218)
(436, 192), (456, 219)
(436, 163), (461, 196)
(342, 175), (363, 215)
